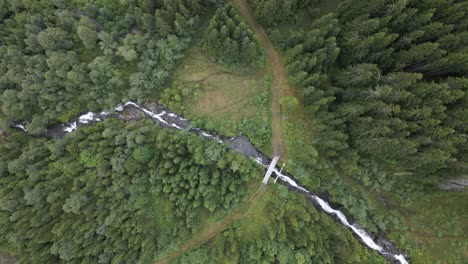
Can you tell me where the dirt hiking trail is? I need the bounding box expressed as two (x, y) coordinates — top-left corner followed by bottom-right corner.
(155, 1), (293, 262)
(154, 185), (266, 264)
(232, 0), (292, 157)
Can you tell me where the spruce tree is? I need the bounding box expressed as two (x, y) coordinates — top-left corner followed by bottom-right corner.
(201, 4), (262, 66)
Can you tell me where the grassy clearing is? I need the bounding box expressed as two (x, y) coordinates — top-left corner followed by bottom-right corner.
(236, 184), (274, 241)
(167, 45), (273, 154)
(281, 104), (317, 165)
(387, 189), (467, 264)
(173, 46), (264, 121)
(189, 72), (261, 121)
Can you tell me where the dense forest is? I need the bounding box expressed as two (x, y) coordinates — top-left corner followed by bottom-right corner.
(0, 0), (205, 133)
(247, 0), (318, 26)
(0, 119), (260, 262)
(278, 0), (467, 186)
(0, 0), (467, 263)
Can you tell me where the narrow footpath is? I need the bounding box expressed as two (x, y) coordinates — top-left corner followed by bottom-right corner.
(155, 1), (297, 262)
(154, 185), (266, 264)
(231, 0), (292, 157)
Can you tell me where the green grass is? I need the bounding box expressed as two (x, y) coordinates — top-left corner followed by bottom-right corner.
(238, 185), (274, 241)
(387, 188), (467, 264)
(167, 45), (273, 154)
(281, 106), (317, 164)
(152, 198), (177, 232)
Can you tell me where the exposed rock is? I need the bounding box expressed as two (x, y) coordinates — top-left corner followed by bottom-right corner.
(438, 177), (468, 191)
(226, 135), (261, 159)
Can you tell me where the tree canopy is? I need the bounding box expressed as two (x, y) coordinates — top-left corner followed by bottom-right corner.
(0, 119), (260, 263)
(202, 4), (263, 67)
(0, 0), (206, 132)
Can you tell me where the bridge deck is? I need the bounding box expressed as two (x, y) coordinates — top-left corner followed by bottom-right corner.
(262, 156), (280, 184)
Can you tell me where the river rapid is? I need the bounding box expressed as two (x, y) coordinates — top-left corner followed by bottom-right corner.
(13, 101), (409, 264)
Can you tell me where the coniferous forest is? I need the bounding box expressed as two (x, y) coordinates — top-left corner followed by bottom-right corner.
(0, 0), (203, 133)
(0, 0), (466, 263)
(202, 4), (263, 66)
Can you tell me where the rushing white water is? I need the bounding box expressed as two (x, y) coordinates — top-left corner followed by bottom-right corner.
(124, 102), (183, 130)
(313, 195), (383, 251)
(171, 123), (182, 129)
(13, 124), (28, 132)
(19, 101), (409, 263)
(269, 166), (408, 263)
(115, 105), (124, 112)
(62, 101), (186, 133)
(395, 254), (409, 264)
(201, 132), (215, 139)
(272, 167), (309, 193)
(62, 112), (101, 132)
(168, 112), (187, 121)
(64, 122), (77, 132)
(79, 112), (101, 124)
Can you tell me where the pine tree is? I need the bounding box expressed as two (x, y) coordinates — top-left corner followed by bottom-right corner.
(201, 4), (262, 66)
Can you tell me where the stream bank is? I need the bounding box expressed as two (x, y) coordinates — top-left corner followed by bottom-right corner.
(12, 101), (409, 264)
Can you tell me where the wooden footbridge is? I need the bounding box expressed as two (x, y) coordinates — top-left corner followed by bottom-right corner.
(262, 156), (280, 184)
